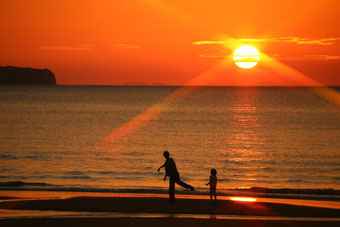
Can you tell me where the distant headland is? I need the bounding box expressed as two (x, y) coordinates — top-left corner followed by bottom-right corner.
(122, 81), (169, 86)
(0, 66), (56, 85)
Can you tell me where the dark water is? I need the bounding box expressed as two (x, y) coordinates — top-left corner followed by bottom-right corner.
(0, 85), (340, 194)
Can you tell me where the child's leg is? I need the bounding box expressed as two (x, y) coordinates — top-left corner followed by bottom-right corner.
(210, 189), (212, 200)
(211, 189), (216, 201)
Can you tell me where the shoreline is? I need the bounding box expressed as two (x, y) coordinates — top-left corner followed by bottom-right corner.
(1, 190), (340, 208)
(1, 190), (340, 214)
(1, 181), (340, 199)
(1, 185), (340, 203)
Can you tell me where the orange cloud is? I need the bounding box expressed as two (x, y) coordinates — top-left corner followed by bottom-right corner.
(40, 45), (94, 51)
(270, 54), (340, 61)
(193, 37), (340, 46)
(114, 44), (141, 49)
(198, 54), (227, 58)
(304, 55), (340, 60)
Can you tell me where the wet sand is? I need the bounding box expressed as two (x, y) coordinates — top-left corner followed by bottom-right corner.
(1, 192), (340, 226)
(1, 217), (340, 227)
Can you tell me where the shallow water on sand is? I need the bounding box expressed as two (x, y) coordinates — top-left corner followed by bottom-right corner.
(0, 86), (340, 192)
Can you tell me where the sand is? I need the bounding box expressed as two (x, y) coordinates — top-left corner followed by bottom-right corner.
(2, 217), (340, 227)
(1, 192), (340, 226)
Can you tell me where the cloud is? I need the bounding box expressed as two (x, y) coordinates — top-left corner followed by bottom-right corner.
(198, 54), (227, 58)
(270, 37), (340, 45)
(114, 44), (140, 49)
(277, 55), (340, 60)
(40, 43), (141, 51)
(193, 37), (340, 46)
(40, 45), (94, 51)
(194, 37), (340, 61)
(79, 44), (96, 47)
(306, 55), (340, 60)
(193, 41), (229, 45)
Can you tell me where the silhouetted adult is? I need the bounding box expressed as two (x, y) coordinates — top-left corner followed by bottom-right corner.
(158, 151), (194, 202)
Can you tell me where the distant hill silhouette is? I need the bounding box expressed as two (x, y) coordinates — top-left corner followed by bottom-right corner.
(123, 81), (169, 86)
(0, 66), (56, 84)
(123, 82), (147, 86)
(151, 82), (169, 86)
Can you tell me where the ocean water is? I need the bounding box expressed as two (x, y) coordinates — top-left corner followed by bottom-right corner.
(0, 85), (340, 194)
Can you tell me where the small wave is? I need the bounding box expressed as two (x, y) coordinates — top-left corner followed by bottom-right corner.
(36, 175), (52, 179)
(263, 167), (274, 171)
(236, 187), (340, 195)
(286, 179), (303, 183)
(61, 171), (91, 179)
(217, 178), (232, 182)
(63, 171), (85, 175)
(0, 181), (54, 187)
(333, 177), (340, 181)
(61, 176), (92, 180)
(0, 181), (339, 198)
(24, 155), (43, 160)
(95, 171), (115, 175)
(97, 158), (114, 161)
(0, 155), (18, 160)
(0, 168), (14, 171)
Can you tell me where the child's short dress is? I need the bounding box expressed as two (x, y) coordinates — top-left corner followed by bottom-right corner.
(210, 175), (217, 190)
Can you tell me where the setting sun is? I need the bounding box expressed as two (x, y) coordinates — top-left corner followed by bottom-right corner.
(233, 45), (260, 69)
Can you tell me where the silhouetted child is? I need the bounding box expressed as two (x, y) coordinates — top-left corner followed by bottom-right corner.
(206, 169), (217, 201)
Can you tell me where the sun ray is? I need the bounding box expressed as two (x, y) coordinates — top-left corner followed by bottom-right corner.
(97, 58), (230, 146)
(260, 54), (340, 106)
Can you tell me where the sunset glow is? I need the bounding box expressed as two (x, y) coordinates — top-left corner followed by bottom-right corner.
(1, 0), (340, 86)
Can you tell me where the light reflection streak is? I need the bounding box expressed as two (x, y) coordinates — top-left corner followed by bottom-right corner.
(226, 87), (263, 160)
(260, 54), (340, 107)
(229, 197), (257, 202)
(97, 59), (230, 146)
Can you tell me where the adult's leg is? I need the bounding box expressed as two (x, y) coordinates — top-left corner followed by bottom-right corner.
(169, 176), (176, 201)
(175, 173), (194, 190)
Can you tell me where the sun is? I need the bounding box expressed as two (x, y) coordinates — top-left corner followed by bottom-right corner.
(233, 45), (260, 69)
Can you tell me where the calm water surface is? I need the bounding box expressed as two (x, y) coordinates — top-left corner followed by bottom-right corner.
(0, 86), (340, 192)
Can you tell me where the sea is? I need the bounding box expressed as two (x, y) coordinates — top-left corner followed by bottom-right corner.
(1, 85), (340, 197)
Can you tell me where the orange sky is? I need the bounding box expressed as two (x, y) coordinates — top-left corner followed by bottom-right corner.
(1, 0), (340, 85)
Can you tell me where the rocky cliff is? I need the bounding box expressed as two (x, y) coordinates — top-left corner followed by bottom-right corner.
(0, 66), (56, 84)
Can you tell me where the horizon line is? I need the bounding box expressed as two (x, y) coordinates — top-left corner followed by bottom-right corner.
(3, 84), (339, 87)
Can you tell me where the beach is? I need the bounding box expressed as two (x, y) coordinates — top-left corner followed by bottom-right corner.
(1, 191), (340, 226)
(2, 0), (340, 225)
(2, 217), (340, 227)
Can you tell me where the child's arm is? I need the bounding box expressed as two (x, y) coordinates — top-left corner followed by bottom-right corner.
(206, 175), (212, 186)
